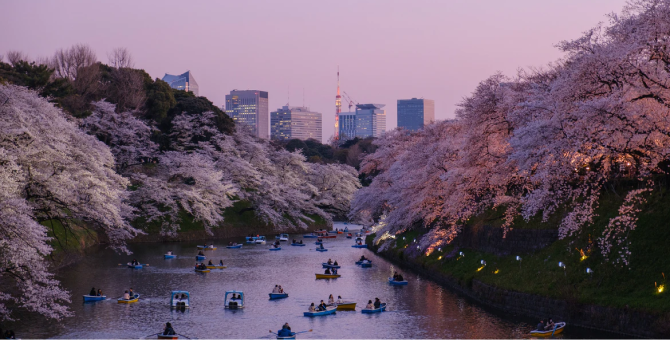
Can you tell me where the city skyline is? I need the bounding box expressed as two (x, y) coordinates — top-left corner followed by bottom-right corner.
(2, 0), (627, 141)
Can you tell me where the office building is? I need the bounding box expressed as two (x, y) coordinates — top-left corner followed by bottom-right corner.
(162, 71), (199, 96)
(338, 103), (386, 141)
(225, 90), (269, 139)
(397, 98), (435, 131)
(271, 106), (323, 142)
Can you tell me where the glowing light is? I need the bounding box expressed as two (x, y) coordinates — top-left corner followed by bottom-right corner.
(480, 260), (486, 265)
(404, 245), (408, 248)
(659, 285), (665, 293)
(580, 255), (588, 261)
(493, 269), (499, 274)
(476, 265), (485, 272)
(558, 262), (565, 268)
(438, 256), (443, 260)
(438, 248), (441, 252)
(403, 237), (406, 240)
(459, 252), (464, 257)
(586, 268), (593, 274)
(413, 239), (416, 243)
(417, 246), (420, 250)
(516, 256), (522, 261)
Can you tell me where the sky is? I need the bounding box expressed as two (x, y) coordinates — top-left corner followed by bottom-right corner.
(1, 0), (629, 142)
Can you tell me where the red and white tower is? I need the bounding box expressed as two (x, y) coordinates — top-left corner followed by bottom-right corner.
(335, 67), (342, 139)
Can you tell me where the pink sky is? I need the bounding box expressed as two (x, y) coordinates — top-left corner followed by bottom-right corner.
(2, 0), (628, 142)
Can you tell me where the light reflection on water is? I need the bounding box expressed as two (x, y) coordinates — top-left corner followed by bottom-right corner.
(10, 223), (611, 339)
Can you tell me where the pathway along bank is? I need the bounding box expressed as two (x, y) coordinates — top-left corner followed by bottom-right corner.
(366, 236), (669, 338)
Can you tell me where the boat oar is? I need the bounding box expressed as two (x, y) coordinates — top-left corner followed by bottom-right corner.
(295, 330), (312, 334)
(550, 324), (558, 338)
(142, 332), (160, 339)
(176, 333), (191, 339)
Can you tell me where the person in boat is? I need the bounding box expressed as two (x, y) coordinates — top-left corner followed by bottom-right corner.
(163, 322), (176, 336)
(199, 263), (207, 270)
(292, 239), (296, 244)
(374, 297), (381, 309)
(89, 287), (96, 296)
(198, 250), (204, 256)
(317, 238), (322, 242)
(318, 300), (327, 311)
(545, 318), (555, 330)
(219, 259), (224, 266)
(332, 268), (338, 275)
(228, 241), (233, 246)
(272, 285), (280, 293)
(208, 259), (213, 265)
(308, 303), (316, 312)
(328, 294), (335, 305)
(97, 289), (103, 296)
(536, 320), (545, 331)
(324, 268), (331, 274)
(277, 323), (292, 337)
(360, 255), (367, 261)
(319, 243), (325, 249)
(181, 293), (187, 301)
(129, 288), (135, 298)
(123, 290), (130, 300)
(337, 295), (343, 304)
(365, 300), (374, 309)
(167, 250), (173, 255)
(327, 259), (333, 265)
(333, 260), (339, 266)
(299, 240), (303, 244)
(278, 285), (284, 293)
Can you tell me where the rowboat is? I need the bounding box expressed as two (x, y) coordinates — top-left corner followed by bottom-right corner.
(246, 236), (258, 244)
(195, 267), (210, 273)
(255, 236), (267, 244)
(117, 294), (140, 303)
(127, 263), (143, 269)
(275, 332), (296, 340)
(226, 244), (242, 249)
(530, 322), (566, 337)
(303, 234), (318, 238)
(316, 248), (328, 252)
(269, 292), (289, 300)
(303, 306), (337, 316)
(314, 241), (323, 245)
(171, 290), (190, 308)
(361, 302), (387, 313)
(276, 233), (289, 241)
(224, 290), (245, 309)
(196, 255), (205, 261)
(388, 277), (408, 285)
(157, 334), (179, 339)
(197, 245), (217, 250)
(335, 302), (356, 311)
(82, 295), (106, 302)
(164, 254), (176, 259)
(346, 234), (353, 239)
(337, 231), (343, 234)
(352, 244), (367, 248)
(315, 273), (341, 279)
(322, 263), (341, 269)
(321, 235), (336, 239)
(328, 230), (338, 234)
(355, 260), (370, 265)
(205, 265), (226, 269)
(290, 243), (306, 246)
(269, 247), (281, 251)
(360, 262), (372, 268)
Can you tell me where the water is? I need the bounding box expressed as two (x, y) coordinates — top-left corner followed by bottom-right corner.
(10, 223), (613, 339)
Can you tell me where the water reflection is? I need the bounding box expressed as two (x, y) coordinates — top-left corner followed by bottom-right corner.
(8, 223), (613, 339)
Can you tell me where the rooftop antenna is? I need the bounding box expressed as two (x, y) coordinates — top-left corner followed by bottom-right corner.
(303, 87), (305, 108)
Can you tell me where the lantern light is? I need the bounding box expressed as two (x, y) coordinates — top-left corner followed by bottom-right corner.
(480, 260), (486, 265)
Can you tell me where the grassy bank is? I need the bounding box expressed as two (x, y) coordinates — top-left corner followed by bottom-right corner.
(374, 188), (670, 313)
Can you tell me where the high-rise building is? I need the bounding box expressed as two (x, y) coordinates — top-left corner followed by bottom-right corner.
(162, 71), (199, 96)
(225, 90), (269, 139)
(397, 98), (435, 131)
(335, 68), (341, 139)
(338, 104), (386, 141)
(271, 106), (323, 142)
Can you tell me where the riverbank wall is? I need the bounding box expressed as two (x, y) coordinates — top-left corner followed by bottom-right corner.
(368, 228), (670, 338)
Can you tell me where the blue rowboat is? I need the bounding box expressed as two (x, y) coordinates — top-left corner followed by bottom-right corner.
(314, 241), (323, 245)
(275, 331), (296, 340)
(269, 247), (282, 251)
(303, 235), (318, 238)
(127, 263), (143, 269)
(226, 244), (242, 249)
(164, 254), (176, 259)
(328, 230), (338, 234)
(352, 244), (367, 248)
(303, 306), (337, 316)
(388, 277), (408, 285)
(83, 295), (106, 302)
(196, 255), (206, 261)
(361, 303), (386, 313)
(316, 248), (328, 252)
(290, 243), (306, 247)
(322, 263), (341, 269)
(269, 293), (289, 300)
(361, 262), (372, 268)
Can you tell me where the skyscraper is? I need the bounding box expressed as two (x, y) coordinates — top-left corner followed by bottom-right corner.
(271, 106), (323, 142)
(225, 90), (269, 139)
(338, 104), (386, 141)
(397, 98), (435, 131)
(162, 71), (199, 96)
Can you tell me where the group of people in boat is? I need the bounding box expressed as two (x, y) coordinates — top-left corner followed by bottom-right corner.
(324, 267), (338, 275)
(392, 271), (404, 281)
(122, 288), (137, 300)
(197, 250), (205, 256)
(271, 285), (285, 294)
(536, 318), (557, 331)
(195, 262), (208, 270)
(207, 259), (224, 266)
(228, 241), (239, 246)
(291, 239), (304, 244)
(130, 259), (140, 266)
(308, 300), (329, 312)
(326, 259), (339, 266)
(365, 297), (383, 310)
(88, 287), (104, 296)
(273, 240), (281, 248)
(174, 293), (188, 307)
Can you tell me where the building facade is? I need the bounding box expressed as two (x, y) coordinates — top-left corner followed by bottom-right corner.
(338, 104), (386, 141)
(397, 98), (435, 131)
(225, 90), (269, 139)
(271, 106), (323, 142)
(162, 71), (199, 96)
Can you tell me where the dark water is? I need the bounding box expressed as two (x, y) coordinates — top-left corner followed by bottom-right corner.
(10, 223), (615, 339)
